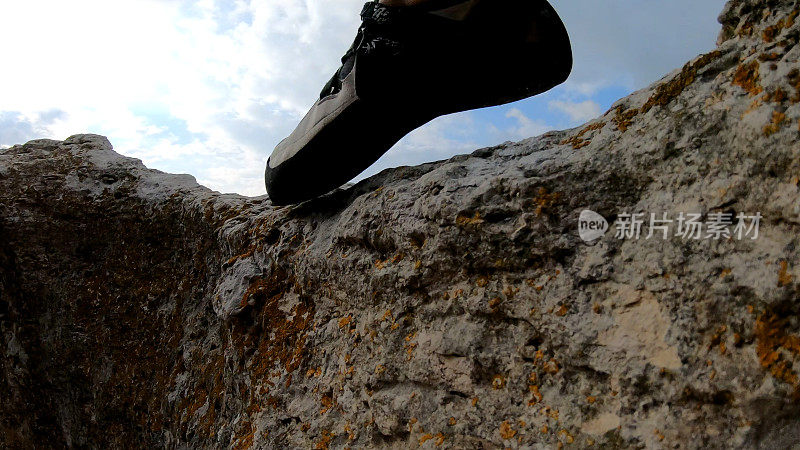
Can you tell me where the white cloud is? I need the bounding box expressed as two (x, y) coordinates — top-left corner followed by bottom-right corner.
(548, 100), (601, 123)
(504, 108), (552, 140)
(0, 0), (365, 196)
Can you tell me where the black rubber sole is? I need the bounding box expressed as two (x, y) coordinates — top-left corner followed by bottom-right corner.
(265, 0), (571, 205)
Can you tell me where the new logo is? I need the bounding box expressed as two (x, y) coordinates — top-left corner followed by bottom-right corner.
(578, 209), (608, 242)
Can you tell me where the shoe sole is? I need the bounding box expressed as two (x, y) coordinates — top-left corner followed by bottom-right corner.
(265, 0), (572, 205)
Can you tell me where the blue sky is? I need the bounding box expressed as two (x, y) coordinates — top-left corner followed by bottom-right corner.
(0, 0), (727, 196)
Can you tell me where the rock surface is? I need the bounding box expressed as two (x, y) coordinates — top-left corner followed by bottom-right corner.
(3, 0), (800, 448)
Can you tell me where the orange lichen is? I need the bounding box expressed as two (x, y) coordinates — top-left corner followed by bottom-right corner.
(315, 430), (334, 450)
(788, 9), (800, 27)
(455, 212), (484, 227)
(230, 270), (315, 399)
(788, 69), (800, 103)
(542, 407), (560, 420)
(492, 374), (506, 389)
(529, 385), (543, 406)
(586, 396), (596, 404)
(555, 305), (569, 316)
(420, 434), (434, 444)
(738, 18), (756, 37)
(612, 105), (639, 132)
(530, 187), (562, 215)
(561, 121), (606, 149)
(543, 359), (560, 374)
(489, 297), (502, 309)
(240, 278), (272, 308)
(499, 421), (517, 439)
(764, 111), (787, 136)
(763, 24), (780, 42)
(404, 339), (418, 360)
(320, 395), (334, 414)
(708, 324), (728, 350)
(503, 285), (519, 298)
(733, 61), (763, 96)
(759, 52), (782, 62)
(344, 423), (355, 441)
(559, 429), (575, 444)
(640, 50), (721, 113)
(226, 246), (256, 266)
(755, 308), (800, 398)
(778, 260), (793, 286)
(232, 424), (255, 450)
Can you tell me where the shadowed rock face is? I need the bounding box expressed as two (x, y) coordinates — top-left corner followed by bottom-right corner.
(2, 0), (800, 448)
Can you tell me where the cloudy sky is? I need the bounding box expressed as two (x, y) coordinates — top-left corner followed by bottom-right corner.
(0, 0), (726, 196)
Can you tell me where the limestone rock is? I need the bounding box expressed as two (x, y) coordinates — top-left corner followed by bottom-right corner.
(2, 0), (800, 448)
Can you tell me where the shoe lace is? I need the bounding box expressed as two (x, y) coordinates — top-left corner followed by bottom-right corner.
(319, 1), (407, 100)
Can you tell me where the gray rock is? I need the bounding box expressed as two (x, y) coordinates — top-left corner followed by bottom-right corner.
(2, 0), (800, 448)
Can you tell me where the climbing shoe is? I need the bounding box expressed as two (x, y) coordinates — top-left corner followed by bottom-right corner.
(265, 0), (572, 205)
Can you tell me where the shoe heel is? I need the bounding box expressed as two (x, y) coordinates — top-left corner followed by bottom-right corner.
(434, 0), (572, 112)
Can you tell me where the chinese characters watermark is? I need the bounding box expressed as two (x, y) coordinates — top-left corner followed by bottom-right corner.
(579, 209), (762, 243)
